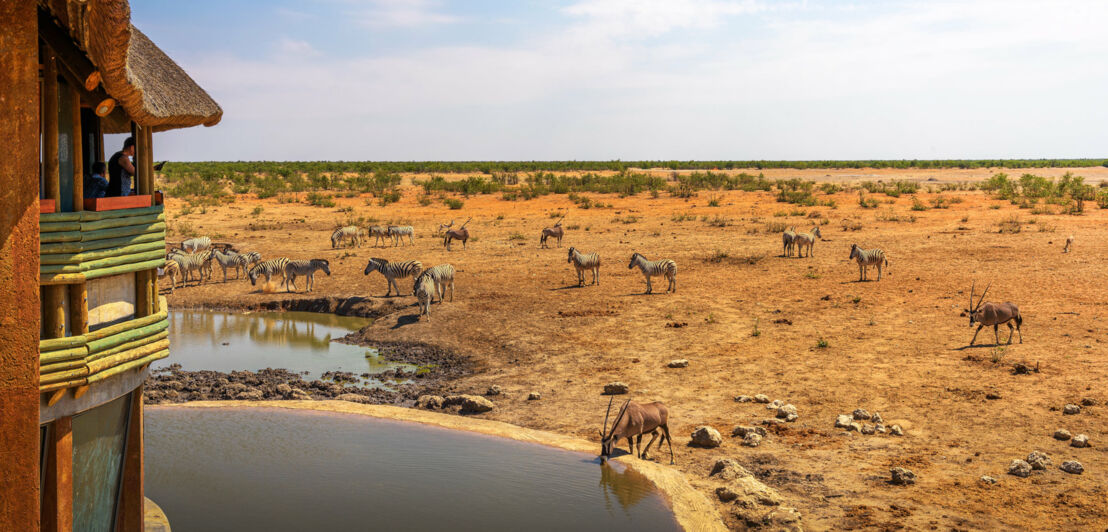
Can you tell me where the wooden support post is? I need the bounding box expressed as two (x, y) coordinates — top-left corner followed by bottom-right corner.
(43, 284), (66, 338)
(71, 84), (83, 209)
(116, 388), (144, 532)
(43, 49), (60, 203)
(41, 416), (74, 532)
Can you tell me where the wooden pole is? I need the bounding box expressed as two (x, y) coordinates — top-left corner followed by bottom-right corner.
(41, 417), (74, 532)
(43, 285), (66, 339)
(43, 49), (60, 203)
(116, 388), (144, 532)
(71, 84), (83, 210)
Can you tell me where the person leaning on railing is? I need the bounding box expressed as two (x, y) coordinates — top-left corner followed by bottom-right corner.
(107, 136), (136, 197)
(84, 161), (109, 199)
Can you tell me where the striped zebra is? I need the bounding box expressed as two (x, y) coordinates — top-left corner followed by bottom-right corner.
(235, 251), (262, 273)
(627, 252), (676, 294)
(181, 236), (211, 253)
(160, 259), (180, 292)
(368, 226), (389, 247)
(284, 259), (331, 292)
(413, 273), (436, 321)
(388, 225), (415, 247)
(848, 244), (889, 282)
(331, 226), (362, 249)
(782, 227), (797, 257)
(794, 226), (822, 258)
(248, 258), (290, 287)
(363, 258), (422, 297)
(567, 247), (600, 286)
(212, 249), (242, 282)
(171, 250), (212, 286)
(416, 264), (456, 302)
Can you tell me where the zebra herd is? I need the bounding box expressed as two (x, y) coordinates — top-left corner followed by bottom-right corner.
(331, 225), (416, 248)
(781, 227), (890, 281)
(162, 239), (329, 294)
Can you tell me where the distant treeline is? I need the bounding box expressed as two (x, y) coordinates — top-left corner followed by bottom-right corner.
(162, 159), (1108, 176)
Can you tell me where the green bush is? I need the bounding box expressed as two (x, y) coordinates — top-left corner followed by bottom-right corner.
(443, 198), (464, 210)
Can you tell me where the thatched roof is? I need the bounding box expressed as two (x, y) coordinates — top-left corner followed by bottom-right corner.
(52, 0), (222, 132)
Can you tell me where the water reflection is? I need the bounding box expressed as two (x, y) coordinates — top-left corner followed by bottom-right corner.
(601, 461), (657, 517)
(156, 310), (412, 381)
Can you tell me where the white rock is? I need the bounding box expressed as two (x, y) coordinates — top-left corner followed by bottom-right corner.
(691, 426), (723, 448)
(1060, 460), (1084, 474)
(852, 409), (870, 420)
(1071, 434), (1090, 448)
(834, 414), (852, 429)
(1007, 459), (1031, 478)
(753, 394), (770, 403)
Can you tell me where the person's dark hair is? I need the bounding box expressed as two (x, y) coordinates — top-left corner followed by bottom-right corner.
(92, 162), (106, 174)
(123, 136), (135, 149)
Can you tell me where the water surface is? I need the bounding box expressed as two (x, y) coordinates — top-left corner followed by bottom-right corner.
(145, 407), (680, 532)
(155, 310), (412, 382)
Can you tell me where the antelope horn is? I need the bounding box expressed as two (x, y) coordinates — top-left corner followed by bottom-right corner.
(601, 396), (614, 436)
(975, 283), (991, 311)
(969, 281), (975, 311)
(606, 399), (631, 439)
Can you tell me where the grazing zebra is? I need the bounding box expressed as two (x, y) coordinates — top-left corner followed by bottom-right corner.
(541, 223), (565, 248)
(331, 226), (362, 249)
(363, 258), (422, 297)
(388, 225), (415, 247)
(172, 250), (212, 286)
(627, 252), (676, 294)
(416, 264), (456, 302)
(248, 258), (290, 287)
(368, 226), (389, 247)
(1063, 235), (1074, 253)
(212, 249), (242, 282)
(284, 259), (331, 292)
(794, 226), (822, 258)
(235, 251), (262, 273)
(413, 274), (436, 321)
(567, 247), (600, 286)
(181, 236), (211, 253)
(160, 259), (180, 292)
(848, 244), (889, 281)
(782, 227), (797, 257)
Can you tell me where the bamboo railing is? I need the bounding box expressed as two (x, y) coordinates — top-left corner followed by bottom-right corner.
(38, 302), (170, 393)
(39, 205), (166, 284)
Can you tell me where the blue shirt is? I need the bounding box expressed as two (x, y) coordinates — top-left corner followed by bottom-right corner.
(84, 173), (109, 199)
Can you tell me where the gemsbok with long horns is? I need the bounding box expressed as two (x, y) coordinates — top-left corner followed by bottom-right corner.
(599, 398), (675, 464)
(965, 281), (1023, 346)
(541, 216), (565, 248)
(443, 218), (471, 250)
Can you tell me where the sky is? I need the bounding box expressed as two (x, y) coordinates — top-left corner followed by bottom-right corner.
(132, 0), (1108, 161)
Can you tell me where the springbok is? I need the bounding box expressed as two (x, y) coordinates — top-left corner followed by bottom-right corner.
(444, 218), (471, 250)
(541, 216), (565, 248)
(599, 398), (675, 464)
(965, 282), (1023, 346)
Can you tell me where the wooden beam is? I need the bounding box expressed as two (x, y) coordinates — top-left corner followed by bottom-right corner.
(43, 285), (66, 339)
(116, 388), (145, 532)
(71, 84), (82, 210)
(68, 283), (87, 334)
(41, 416), (74, 532)
(43, 48), (60, 202)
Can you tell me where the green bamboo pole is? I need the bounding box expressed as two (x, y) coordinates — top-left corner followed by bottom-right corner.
(87, 327), (168, 360)
(39, 273), (86, 285)
(77, 205), (163, 221)
(86, 339), (169, 374)
(83, 309), (168, 342)
(40, 240), (166, 266)
(39, 335), (88, 352)
(39, 366), (90, 386)
(81, 212), (164, 233)
(40, 249), (165, 274)
(79, 222), (166, 242)
(41, 231), (82, 243)
(40, 230), (165, 255)
(85, 330), (167, 362)
(40, 212), (83, 223)
(40, 346), (87, 365)
(39, 378), (88, 393)
(86, 350), (168, 384)
(84, 258), (165, 280)
(40, 359), (88, 375)
(40, 221), (82, 233)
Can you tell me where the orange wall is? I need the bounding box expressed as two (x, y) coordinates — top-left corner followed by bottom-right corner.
(0, 2), (43, 529)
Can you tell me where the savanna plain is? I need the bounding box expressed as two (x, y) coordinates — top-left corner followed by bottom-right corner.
(159, 166), (1108, 531)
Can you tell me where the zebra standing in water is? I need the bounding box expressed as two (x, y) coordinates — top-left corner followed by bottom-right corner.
(627, 252), (677, 294)
(794, 226), (822, 258)
(170, 250), (212, 285)
(388, 225), (415, 247)
(160, 259), (181, 292)
(363, 258), (422, 296)
(212, 249), (242, 282)
(782, 227), (797, 257)
(848, 244), (889, 281)
(235, 251), (262, 274)
(416, 264), (456, 302)
(413, 273), (436, 321)
(284, 259), (331, 292)
(248, 258), (290, 287)
(567, 247), (600, 286)
(368, 226), (389, 247)
(181, 236), (211, 253)
(331, 226), (362, 248)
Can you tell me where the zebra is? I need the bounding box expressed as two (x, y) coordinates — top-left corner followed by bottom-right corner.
(181, 236), (211, 253)
(782, 227), (797, 257)
(284, 259), (331, 292)
(248, 258), (290, 287)
(541, 223), (565, 248)
(212, 249), (243, 282)
(416, 264), (456, 302)
(627, 252), (676, 294)
(848, 244), (889, 281)
(160, 259), (180, 292)
(388, 225), (415, 247)
(413, 273), (436, 321)
(567, 247), (600, 286)
(172, 250), (212, 286)
(331, 226), (362, 249)
(235, 251), (262, 273)
(363, 258), (422, 297)
(794, 226), (822, 258)
(368, 226), (389, 247)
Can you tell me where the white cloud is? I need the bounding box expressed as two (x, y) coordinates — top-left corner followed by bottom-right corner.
(350, 0), (461, 28)
(562, 0), (780, 37)
(274, 38), (320, 57)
